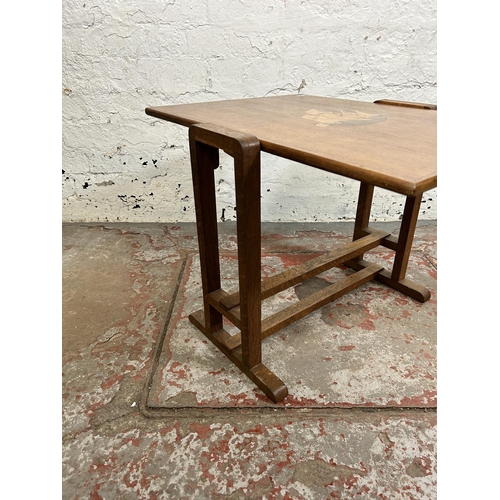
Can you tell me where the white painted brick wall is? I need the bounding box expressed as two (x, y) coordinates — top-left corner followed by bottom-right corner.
(62, 0), (437, 223)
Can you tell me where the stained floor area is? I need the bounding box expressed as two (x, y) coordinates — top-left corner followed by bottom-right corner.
(62, 221), (437, 499)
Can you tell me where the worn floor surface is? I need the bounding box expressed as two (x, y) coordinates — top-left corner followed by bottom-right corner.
(62, 221), (437, 499)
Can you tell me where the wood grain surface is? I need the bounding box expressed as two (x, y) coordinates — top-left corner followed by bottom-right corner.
(146, 95), (436, 196)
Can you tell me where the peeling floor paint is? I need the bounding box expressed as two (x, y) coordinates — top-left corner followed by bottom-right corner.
(63, 414), (436, 499)
(62, 222), (437, 499)
(149, 246), (436, 408)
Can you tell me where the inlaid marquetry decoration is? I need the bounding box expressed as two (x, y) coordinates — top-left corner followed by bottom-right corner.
(302, 108), (386, 127)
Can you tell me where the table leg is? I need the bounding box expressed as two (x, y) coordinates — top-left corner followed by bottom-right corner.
(391, 193), (422, 282)
(352, 182), (375, 261)
(234, 133), (262, 370)
(349, 182), (431, 303)
(187, 123), (288, 403)
(189, 136), (223, 334)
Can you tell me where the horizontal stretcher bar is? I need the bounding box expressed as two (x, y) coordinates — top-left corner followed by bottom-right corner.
(219, 229), (390, 311)
(360, 227), (399, 251)
(206, 262), (383, 349)
(260, 262), (383, 338)
(347, 259), (431, 303)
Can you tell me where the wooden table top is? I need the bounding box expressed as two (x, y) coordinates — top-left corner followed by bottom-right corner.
(146, 95), (436, 196)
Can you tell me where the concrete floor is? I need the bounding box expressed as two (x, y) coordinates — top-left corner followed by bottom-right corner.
(62, 221), (437, 499)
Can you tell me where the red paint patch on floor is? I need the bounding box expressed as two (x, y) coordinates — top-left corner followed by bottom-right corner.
(338, 345), (356, 351)
(190, 423), (212, 439)
(100, 373), (121, 390)
(388, 390), (437, 407)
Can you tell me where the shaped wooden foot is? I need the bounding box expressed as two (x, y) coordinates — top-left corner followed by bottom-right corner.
(189, 310), (288, 403)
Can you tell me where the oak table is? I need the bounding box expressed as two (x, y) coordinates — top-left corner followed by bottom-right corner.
(145, 95), (437, 403)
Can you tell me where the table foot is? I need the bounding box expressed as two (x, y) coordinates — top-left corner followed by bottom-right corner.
(347, 259), (431, 302)
(188, 309), (289, 403)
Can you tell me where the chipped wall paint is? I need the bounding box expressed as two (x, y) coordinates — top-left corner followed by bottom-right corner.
(62, 0), (437, 223)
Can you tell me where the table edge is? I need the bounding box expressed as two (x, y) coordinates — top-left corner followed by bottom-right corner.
(145, 107), (437, 197)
